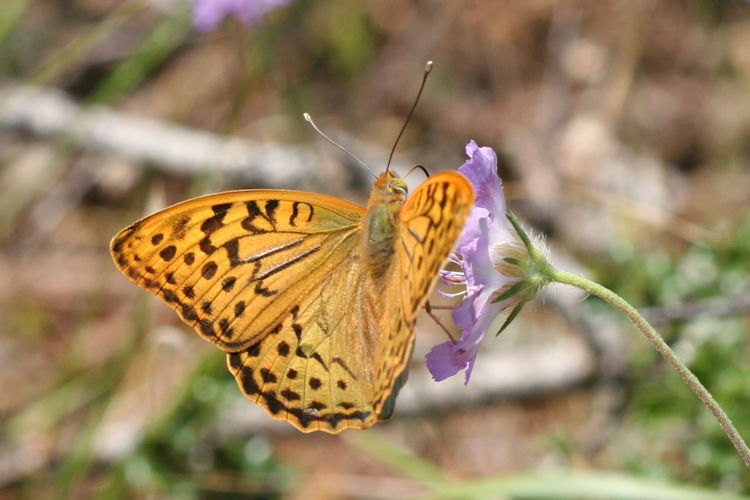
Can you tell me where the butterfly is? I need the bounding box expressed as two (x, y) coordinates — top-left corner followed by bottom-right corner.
(111, 168), (473, 432)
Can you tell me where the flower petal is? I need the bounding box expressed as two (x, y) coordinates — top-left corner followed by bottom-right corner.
(425, 342), (465, 381)
(451, 295), (477, 330)
(459, 140), (506, 216)
(428, 141), (526, 384)
(189, 0), (291, 32)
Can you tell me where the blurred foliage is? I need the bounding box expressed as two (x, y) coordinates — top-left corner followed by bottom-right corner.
(593, 210), (750, 491)
(101, 353), (295, 498)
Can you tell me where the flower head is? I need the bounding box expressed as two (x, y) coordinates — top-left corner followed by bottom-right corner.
(189, 0), (291, 33)
(426, 141), (548, 384)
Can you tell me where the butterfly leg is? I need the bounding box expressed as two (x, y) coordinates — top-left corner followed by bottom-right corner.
(424, 300), (457, 343)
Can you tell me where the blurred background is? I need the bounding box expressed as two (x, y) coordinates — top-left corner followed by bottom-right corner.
(1, 0), (749, 498)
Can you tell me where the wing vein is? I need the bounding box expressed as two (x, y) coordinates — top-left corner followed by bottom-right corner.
(213, 227), (360, 338)
(252, 244), (322, 281)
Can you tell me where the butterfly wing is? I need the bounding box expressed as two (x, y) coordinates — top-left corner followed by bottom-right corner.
(111, 171), (473, 434)
(226, 242), (389, 433)
(112, 189), (390, 432)
(112, 190), (365, 352)
(371, 171), (474, 416)
(399, 171), (474, 319)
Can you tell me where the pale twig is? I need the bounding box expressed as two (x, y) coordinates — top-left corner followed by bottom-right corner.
(0, 83), (354, 189)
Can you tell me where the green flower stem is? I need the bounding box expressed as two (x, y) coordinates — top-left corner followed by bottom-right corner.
(547, 267), (750, 467)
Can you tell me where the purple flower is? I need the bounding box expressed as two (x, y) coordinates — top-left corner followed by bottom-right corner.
(426, 141), (529, 384)
(189, 0), (291, 33)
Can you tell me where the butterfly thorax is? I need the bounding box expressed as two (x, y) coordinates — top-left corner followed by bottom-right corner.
(361, 171), (408, 280)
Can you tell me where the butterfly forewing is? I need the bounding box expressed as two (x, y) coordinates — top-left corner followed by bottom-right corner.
(399, 172), (473, 316)
(111, 190), (364, 351)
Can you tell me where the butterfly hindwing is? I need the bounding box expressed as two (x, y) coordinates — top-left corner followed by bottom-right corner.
(226, 250), (384, 432)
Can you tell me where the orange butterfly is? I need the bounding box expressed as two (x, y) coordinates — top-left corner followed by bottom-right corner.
(111, 167), (472, 432)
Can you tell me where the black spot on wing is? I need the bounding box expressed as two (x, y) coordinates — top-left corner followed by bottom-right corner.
(224, 238), (242, 267)
(247, 342), (261, 357)
(239, 366), (259, 395)
(254, 281), (276, 297)
(260, 368), (277, 383)
(159, 245), (176, 261)
(201, 261), (218, 279)
(212, 202), (233, 214)
(262, 391), (284, 414)
(219, 318), (233, 338)
(222, 276), (236, 291)
(199, 319), (215, 337)
(170, 215), (191, 240)
(307, 401), (327, 411)
(201, 209), (227, 236)
(199, 236), (217, 255)
(265, 200), (279, 226)
(242, 201), (267, 234)
(280, 389), (300, 401)
(234, 301), (245, 317)
(289, 201), (314, 227)
(438, 183), (449, 208)
(228, 352), (242, 369)
(277, 341), (290, 357)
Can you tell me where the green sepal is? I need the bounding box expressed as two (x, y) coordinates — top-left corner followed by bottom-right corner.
(492, 280), (525, 303)
(497, 302), (524, 336)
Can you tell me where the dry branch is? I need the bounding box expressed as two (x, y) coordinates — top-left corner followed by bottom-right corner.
(0, 82), (373, 191)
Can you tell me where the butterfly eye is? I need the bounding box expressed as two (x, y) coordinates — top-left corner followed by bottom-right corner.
(390, 178), (408, 196)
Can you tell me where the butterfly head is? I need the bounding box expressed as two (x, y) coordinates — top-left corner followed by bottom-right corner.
(376, 170), (408, 200)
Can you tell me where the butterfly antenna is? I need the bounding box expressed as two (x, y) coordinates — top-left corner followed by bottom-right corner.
(403, 164), (430, 180)
(304, 112), (378, 179)
(385, 60), (434, 175)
